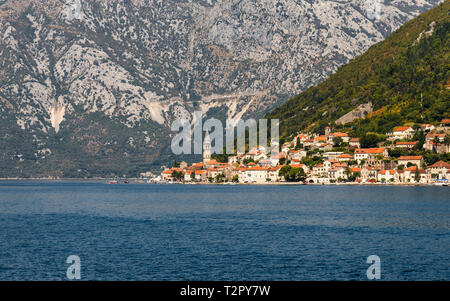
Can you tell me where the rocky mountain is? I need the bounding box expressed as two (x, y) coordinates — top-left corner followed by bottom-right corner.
(0, 0), (443, 177)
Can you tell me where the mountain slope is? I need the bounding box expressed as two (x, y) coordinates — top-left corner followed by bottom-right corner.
(267, 0), (449, 139)
(0, 0), (443, 177)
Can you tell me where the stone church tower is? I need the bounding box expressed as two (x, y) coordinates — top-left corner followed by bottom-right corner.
(203, 130), (211, 164)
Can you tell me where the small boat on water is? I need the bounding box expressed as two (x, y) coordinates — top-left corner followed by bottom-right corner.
(434, 179), (449, 186)
(108, 180), (118, 184)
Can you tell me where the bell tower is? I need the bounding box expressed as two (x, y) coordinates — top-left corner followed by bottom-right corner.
(203, 130), (211, 163)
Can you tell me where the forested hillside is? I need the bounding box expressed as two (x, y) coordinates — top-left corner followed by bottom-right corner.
(267, 1), (449, 139)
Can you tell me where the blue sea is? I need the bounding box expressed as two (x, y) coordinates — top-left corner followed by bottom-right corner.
(0, 181), (449, 280)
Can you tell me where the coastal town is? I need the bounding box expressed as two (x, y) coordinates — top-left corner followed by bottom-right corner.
(148, 118), (450, 185)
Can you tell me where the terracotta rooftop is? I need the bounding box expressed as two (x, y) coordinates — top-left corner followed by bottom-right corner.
(393, 126), (411, 132)
(337, 154), (353, 158)
(396, 141), (418, 145)
(429, 161), (450, 169)
(332, 132), (349, 137)
(354, 148), (386, 154)
(398, 156), (423, 160)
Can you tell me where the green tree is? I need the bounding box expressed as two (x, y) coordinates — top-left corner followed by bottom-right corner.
(278, 165), (292, 180)
(414, 166), (420, 182)
(212, 153), (229, 163)
(294, 137), (303, 150)
(301, 156), (323, 168)
(172, 170), (184, 181)
(360, 133), (383, 148)
(215, 173), (225, 183)
(333, 137), (343, 147)
(444, 134), (450, 146)
(412, 130), (426, 150)
(243, 158), (256, 165)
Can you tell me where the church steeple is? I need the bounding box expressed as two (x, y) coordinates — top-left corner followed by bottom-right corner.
(203, 130), (211, 163)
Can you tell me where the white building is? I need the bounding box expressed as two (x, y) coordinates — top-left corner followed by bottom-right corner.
(244, 166), (268, 183)
(427, 161), (450, 180)
(377, 170), (398, 183)
(354, 148), (388, 164)
(388, 126), (414, 141)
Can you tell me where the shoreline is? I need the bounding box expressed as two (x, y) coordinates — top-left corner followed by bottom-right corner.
(0, 178), (445, 187)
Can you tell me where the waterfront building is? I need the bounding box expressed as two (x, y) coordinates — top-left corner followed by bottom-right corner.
(427, 161), (450, 180)
(377, 170), (398, 183)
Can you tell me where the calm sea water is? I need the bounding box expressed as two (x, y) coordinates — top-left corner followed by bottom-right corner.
(0, 181), (449, 281)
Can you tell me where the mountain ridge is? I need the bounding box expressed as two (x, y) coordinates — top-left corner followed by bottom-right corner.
(0, 0), (443, 177)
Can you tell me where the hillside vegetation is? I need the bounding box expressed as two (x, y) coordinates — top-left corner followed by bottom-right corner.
(267, 1), (449, 139)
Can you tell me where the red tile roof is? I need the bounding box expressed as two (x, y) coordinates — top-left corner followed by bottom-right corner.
(354, 148), (386, 154)
(290, 164), (306, 169)
(379, 170), (396, 175)
(204, 160), (220, 165)
(398, 156), (423, 160)
(405, 166), (417, 171)
(429, 161), (450, 168)
(337, 154), (353, 158)
(332, 163), (347, 168)
(268, 166), (282, 171)
(396, 141), (418, 145)
(246, 166), (267, 171)
(393, 126), (411, 132)
(332, 132), (349, 137)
